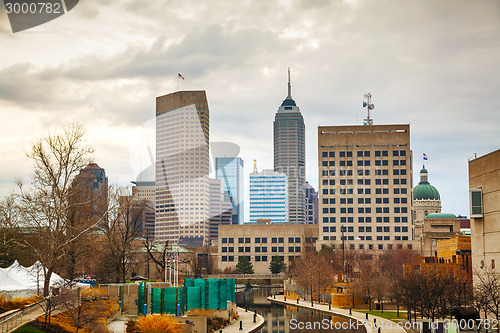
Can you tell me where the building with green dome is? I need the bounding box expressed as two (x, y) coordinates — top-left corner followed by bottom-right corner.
(413, 165), (442, 238)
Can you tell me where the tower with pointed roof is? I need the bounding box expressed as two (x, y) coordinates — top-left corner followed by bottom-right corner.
(413, 165), (442, 238)
(273, 69), (306, 223)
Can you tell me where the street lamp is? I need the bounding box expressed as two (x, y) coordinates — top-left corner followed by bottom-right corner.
(341, 225), (346, 276)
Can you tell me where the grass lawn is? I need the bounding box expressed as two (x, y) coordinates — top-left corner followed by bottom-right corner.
(13, 325), (45, 333)
(356, 310), (407, 321)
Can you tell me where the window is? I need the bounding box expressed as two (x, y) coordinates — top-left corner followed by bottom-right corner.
(322, 161), (328, 167)
(222, 238), (227, 243)
(278, 237), (284, 243)
(322, 152), (328, 157)
(262, 247), (267, 252)
(393, 150), (399, 156)
(229, 238), (234, 243)
(470, 189), (483, 217)
(222, 247), (227, 252)
(245, 237), (250, 243)
(272, 237), (277, 243)
(255, 237), (261, 243)
(238, 237), (244, 243)
(329, 152), (335, 157)
(272, 247), (277, 252)
(357, 151), (363, 157)
(262, 237), (267, 243)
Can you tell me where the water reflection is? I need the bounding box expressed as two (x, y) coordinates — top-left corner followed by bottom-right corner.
(236, 286), (364, 333)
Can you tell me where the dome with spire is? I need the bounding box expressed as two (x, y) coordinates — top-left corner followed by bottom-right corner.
(413, 165), (440, 200)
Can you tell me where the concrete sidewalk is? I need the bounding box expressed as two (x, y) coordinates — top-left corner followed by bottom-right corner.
(267, 295), (406, 333)
(219, 307), (264, 333)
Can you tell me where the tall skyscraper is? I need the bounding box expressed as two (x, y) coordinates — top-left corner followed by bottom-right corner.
(70, 163), (108, 229)
(155, 91), (210, 246)
(305, 182), (319, 224)
(215, 157), (244, 224)
(273, 69), (306, 224)
(249, 168), (288, 223)
(317, 124), (413, 250)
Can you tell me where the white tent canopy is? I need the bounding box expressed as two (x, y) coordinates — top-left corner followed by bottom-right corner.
(0, 260), (65, 298)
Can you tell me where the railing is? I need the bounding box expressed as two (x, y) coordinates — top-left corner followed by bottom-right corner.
(0, 302), (41, 333)
(200, 274), (285, 279)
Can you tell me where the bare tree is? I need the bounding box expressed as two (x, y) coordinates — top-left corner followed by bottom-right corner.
(475, 267), (500, 328)
(16, 124), (101, 296)
(100, 189), (146, 283)
(63, 288), (109, 333)
(0, 195), (23, 267)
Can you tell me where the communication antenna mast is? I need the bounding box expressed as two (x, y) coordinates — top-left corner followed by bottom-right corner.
(363, 93), (375, 125)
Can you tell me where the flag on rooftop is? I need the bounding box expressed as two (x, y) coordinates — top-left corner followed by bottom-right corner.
(423, 153), (428, 160)
(178, 73), (184, 80)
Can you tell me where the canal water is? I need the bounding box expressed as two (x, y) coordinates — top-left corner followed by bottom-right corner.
(236, 286), (364, 333)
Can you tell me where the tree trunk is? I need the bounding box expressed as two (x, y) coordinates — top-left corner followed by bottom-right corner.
(43, 270), (53, 297)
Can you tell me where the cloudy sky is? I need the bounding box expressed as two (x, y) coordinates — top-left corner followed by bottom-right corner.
(1, 0), (499, 219)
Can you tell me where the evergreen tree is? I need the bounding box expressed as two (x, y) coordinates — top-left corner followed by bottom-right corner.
(269, 256), (286, 274)
(236, 256), (254, 275)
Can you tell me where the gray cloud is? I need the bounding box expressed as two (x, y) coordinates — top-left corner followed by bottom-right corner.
(0, 0), (499, 217)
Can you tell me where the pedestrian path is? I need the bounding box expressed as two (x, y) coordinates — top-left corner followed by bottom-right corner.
(220, 307), (264, 333)
(267, 295), (406, 333)
(0, 304), (45, 333)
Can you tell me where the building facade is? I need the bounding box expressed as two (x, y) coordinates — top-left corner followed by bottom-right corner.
(208, 178), (232, 245)
(419, 213), (460, 257)
(249, 169), (288, 223)
(273, 70), (306, 224)
(469, 149), (500, 275)
(218, 223), (318, 274)
(70, 163), (108, 229)
(317, 124), (413, 250)
(155, 91), (210, 245)
(413, 166), (442, 238)
(305, 181), (319, 224)
(215, 157), (244, 224)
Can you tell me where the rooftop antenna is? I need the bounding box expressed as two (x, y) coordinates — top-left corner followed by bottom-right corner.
(254, 159), (257, 173)
(363, 93), (375, 125)
(287, 67), (292, 98)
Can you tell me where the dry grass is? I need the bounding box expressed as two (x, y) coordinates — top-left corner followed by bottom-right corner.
(0, 295), (42, 311)
(136, 314), (183, 333)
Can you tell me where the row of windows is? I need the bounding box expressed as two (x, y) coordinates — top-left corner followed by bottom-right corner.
(320, 150), (408, 158)
(320, 242), (412, 250)
(322, 226), (409, 233)
(322, 216), (409, 223)
(322, 187), (410, 196)
(323, 207), (409, 214)
(221, 246), (302, 253)
(222, 255), (292, 262)
(323, 235), (410, 241)
(221, 237), (301, 244)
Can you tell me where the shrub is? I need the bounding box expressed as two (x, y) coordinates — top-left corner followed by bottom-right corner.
(125, 318), (139, 333)
(0, 295), (42, 311)
(136, 315), (183, 333)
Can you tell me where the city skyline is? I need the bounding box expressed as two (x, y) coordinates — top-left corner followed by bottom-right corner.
(1, 1), (500, 220)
